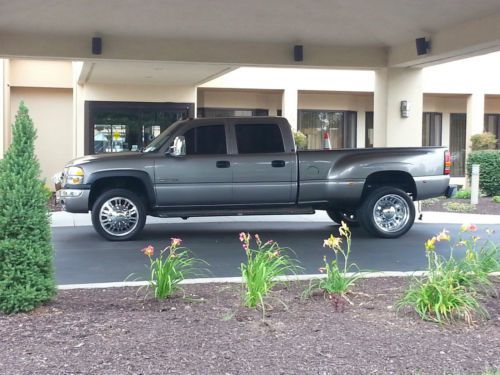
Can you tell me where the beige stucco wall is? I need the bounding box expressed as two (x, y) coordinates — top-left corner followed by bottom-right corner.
(82, 83), (196, 103)
(298, 92), (373, 111)
(485, 96), (500, 113)
(9, 59), (73, 88)
(10, 87), (73, 185)
(197, 89), (282, 115)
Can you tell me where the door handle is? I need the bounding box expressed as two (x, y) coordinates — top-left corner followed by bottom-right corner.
(271, 160), (286, 168)
(216, 160), (230, 168)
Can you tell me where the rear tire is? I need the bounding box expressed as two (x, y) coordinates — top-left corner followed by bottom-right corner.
(326, 209), (360, 227)
(358, 187), (415, 238)
(91, 188), (146, 241)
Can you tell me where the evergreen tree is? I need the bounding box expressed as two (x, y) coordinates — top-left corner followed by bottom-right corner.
(0, 102), (56, 314)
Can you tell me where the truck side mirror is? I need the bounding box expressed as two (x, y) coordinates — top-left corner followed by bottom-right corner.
(168, 136), (186, 157)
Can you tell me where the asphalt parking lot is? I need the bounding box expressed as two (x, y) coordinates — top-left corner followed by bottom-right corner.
(53, 220), (500, 285)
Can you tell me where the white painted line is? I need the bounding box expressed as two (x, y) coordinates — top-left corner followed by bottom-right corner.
(59, 270), (474, 290)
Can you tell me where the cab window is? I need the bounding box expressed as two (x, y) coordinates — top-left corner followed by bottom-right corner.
(184, 125), (227, 155)
(235, 123), (284, 154)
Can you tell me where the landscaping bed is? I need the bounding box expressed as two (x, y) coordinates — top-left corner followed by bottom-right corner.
(422, 196), (500, 215)
(1, 277), (499, 375)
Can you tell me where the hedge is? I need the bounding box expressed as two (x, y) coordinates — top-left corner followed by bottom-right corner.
(466, 150), (500, 196)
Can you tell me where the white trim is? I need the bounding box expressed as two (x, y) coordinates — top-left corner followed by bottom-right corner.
(58, 270), (478, 290)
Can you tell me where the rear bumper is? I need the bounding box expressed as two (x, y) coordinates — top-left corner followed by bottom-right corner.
(56, 189), (90, 213)
(414, 175), (450, 200)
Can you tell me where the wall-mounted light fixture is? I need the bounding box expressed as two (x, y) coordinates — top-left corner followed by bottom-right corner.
(415, 37), (431, 55)
(400, 100), (410, 118)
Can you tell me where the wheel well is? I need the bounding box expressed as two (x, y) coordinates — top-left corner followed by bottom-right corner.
(362, 171), (417, 200)
(89, 177), (151, 211)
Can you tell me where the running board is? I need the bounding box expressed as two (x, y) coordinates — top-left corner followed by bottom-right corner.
(154, 207), (315, 219)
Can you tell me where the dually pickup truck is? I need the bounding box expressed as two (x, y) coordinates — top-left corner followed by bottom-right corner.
(57, 117), (453, 241)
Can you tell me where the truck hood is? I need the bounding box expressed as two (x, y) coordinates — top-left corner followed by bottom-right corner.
(66, 152), (144, 166)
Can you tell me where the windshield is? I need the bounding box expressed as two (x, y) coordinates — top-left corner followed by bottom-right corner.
(143, 120), (186, 153)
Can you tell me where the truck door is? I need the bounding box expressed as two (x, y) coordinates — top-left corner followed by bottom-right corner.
(154, 122), (233, 207)
(229, 121), (296, 205)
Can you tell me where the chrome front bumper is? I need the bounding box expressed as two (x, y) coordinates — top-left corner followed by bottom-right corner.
(56, 189), (91, 213)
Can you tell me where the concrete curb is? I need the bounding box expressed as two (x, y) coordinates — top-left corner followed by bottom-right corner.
(58, 271), (500, 290)
(50, 210), (500, 228)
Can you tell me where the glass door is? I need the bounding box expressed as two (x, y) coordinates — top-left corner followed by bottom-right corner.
(87, 102), (194, 154)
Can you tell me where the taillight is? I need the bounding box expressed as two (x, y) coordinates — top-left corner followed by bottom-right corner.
(444, 150), (452, 175)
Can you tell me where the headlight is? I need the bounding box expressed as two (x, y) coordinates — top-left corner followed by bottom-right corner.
(66, 166), (84, 185)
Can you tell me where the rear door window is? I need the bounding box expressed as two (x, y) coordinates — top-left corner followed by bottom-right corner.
(184, 125), (227, 155)
(235, 123), (284, 154)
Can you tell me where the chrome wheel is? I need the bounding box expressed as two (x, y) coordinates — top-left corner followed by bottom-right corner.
(372, 194), (410, 233)
(99, 197), (139, 237)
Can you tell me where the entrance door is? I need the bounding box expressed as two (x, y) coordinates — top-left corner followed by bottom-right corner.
(449, 114), (466, 177)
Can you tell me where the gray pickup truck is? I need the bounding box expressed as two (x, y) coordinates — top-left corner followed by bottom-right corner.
(58, 117), (452, 240)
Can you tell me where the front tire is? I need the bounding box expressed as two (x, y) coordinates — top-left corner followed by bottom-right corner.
(358, 187), (415, 238)
(91, 188), (146, 241)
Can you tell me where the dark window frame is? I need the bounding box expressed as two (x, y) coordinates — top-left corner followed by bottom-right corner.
(297, 109), (357, 149)
(197, 107), (269, 118)
(484, 113), (500, 149)
(365, 111), (374, 148)
(85, 101), (194, 155)
(422, 112), (443, 146)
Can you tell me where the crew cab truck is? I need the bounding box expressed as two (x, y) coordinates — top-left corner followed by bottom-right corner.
(57, 117), (452, 241)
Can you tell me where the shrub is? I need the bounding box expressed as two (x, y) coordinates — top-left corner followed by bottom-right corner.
(466, 150), (500, 196)
(397, 226), (493, 324)
(443, 201), (475, 212)
(239, 233), (300, 310)
(0, 102), (56, 314)
(493, 196), (500, 203)
(304, 222), (361, 308)
(454, 188), (471, 199)
(141, 238), (206, 299)
(470, 132), (497, 151)
(293, 131), (307, 150)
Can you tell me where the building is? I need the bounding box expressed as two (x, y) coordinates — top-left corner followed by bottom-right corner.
(1, 53), (500, 186)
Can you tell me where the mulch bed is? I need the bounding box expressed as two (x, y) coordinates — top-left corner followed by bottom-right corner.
(422, 196), (500, 215)
(1, 277), (499, 375)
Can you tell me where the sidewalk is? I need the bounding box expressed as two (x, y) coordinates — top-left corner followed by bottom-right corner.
(50, 210), (500, 228)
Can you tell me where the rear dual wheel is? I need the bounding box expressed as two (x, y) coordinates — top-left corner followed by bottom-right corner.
(358, 187), (415, 238)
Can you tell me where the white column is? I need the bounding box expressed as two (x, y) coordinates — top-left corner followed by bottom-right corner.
(0, 59), (4, 157)
(374, 67), (423, 147)
(466, 92), (485, 152)
(373, 69), (388, 147)
(282, 88), (298, 130)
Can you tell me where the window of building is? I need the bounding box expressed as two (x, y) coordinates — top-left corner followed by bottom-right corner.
(365, 111), (374, 148)
(422, 112), (443, 146)
(449, 113), (466, 177)
(87, 101), (193, 154)
(197, 108), (269, 118)
(298, 110), (357, 149)
(235, 123), (284, 154)
(184, 125), (227, 155)
(484, 114), (500, 149)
